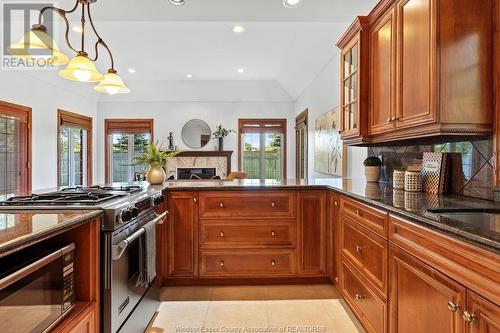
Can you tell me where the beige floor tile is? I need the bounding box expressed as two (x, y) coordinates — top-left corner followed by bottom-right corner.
(160, 286), (213, 301)
(265, 284), (322, 300)
(266, 299), (332, 327)
(314, 284), (342, 299)
(332, 318), (360, 333)
(205, 300), (268, 328)
(211, 285), (267, 301)
(150, 301), (209, 333)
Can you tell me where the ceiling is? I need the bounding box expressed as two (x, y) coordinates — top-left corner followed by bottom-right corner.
(9, 0), (378, 101)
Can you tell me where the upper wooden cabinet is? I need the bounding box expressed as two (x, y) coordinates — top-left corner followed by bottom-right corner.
(337, 18), (370, 145)
(338, 0), (494, 145)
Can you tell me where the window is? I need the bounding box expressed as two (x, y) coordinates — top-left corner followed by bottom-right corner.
(0, 101), (31, 198)
(105, 119), (153, 183)
(58, 110), (92, 187)
(238, 119), (287, 180)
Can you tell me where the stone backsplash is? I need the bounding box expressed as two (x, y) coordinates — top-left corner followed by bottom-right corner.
(367, 138), (495, 201)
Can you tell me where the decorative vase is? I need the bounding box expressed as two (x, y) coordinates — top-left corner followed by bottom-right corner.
(146, 165), (166, 185)
(218, 137), (224, 151)
(365, 166), (381, 182)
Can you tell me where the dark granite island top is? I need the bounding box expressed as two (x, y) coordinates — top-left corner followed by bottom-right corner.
(0, 210), (102, 258)
(155, 178), (500, 253)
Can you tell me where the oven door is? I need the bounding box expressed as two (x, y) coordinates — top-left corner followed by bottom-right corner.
(0, 248), (67, 333)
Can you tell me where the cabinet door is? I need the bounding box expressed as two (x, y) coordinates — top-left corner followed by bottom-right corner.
(340, 36), (360, 137)
(370, 8), (396, 134)
(298, 191), (327, 276)
(465, 291), (500, 333)
(396, 0), (436, 128)
(389, 245), (466, 333)
(327, 193), (340, 283)
(167, 191), (199, 278)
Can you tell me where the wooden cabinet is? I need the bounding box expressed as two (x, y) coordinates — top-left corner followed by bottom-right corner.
(389, 245), (466, 333)
(370, 7), (396, 135)
(53, 303), (97, 333)
(297, 190), (327, 276)
(166, 191), (199, 278)
(465, 291), (500, 333)
(327, 193), (340, 283)
(337, 18), (370, 145)
(338, 0), (494, 145)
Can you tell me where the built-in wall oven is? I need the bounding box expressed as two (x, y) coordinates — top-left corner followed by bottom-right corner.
(0, 243), (76, 333)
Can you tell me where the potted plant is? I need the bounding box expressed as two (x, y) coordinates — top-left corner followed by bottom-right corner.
(134, 141), (179, 185)
(212, 125), (235, 151)
(364, 156), (382, 183)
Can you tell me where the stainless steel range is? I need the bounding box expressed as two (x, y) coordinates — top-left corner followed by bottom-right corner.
(0, 184), (166, 333)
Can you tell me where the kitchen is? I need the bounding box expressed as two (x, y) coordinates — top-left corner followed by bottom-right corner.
(0, 0), (498, 333)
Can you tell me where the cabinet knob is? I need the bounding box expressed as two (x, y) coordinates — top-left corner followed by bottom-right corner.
(387, 117), (392, 123)
(355, 294), (364, 300)
(334, 201), (339, 207)
(447, 301), (459, 312)
(219, 260), (224, 267)
(356, 209), (362, 216)
(271, 260), (276, 266)
(220, 231), (224, 237)
(271, 202), (276, 207)
(219, 202), (224, 208)
(356, 245), (363, 253)
(193, 197), (197, 203)
(271, 231), (276, 237)
(463, 311), (476, 322)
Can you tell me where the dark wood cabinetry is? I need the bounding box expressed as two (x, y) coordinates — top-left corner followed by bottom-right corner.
(465, 291), (500, 333)
(327, 193), (340, 283)
(339, 0), (494, 145)
(166, 191), (199, 278)
(297, 190), (327, 276)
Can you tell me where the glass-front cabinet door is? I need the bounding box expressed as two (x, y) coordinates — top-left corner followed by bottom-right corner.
(340, 37), (359, 137)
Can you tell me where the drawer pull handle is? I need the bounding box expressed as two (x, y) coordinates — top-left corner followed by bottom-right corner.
(463, 311), (476, 322)
(447, 301), (459, 312)
(271, 260), (276, 266)
(355, 294), (364, 300)
(387, 117), (392, 123)
(271, 231), (276, 237)
(355, 209), (362, 216)
(220, 231), (224, 237)
(271, 202), (276, 207)
(219, 202), (224, 208)
(356, 245), (363, 253)
(334, 201), (339, 207)
(219, 260), (224, 267)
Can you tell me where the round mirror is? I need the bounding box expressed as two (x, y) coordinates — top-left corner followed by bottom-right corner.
(181, 119), (211, 149)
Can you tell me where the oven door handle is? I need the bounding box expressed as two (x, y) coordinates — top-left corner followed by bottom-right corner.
(112, 211), (168, 261)
(0, 244), (74, 290)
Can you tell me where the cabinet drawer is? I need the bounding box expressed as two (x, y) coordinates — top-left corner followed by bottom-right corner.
(199, 191), (296, 219)
(200, 220), (295, 248)
(340, 258), (387, 333)
(341, 216), (388, 296)
(341, 198), (388, 237)
(200, 250), (295, 277)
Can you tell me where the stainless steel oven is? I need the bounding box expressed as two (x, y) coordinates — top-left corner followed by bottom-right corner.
(0, 243), (76, 333)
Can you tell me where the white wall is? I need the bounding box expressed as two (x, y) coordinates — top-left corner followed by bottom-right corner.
(0, 71), (98, 190)
(96, 101), (294, 183)
(293, 55), (367, 179)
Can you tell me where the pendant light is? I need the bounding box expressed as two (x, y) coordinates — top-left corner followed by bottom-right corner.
(10, 0), (129, 94)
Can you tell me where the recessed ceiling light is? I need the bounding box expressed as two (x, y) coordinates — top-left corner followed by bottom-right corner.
(128, 68), (136, 74)
(168, 0), (185, 6)
(283, 0), (302, 8)
(72, 26), (83, 33)
(186, 74), (193, 78)
(233, 25), (245, 34)
(237, 68), (244, 74)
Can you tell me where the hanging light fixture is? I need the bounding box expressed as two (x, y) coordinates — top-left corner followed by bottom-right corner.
(9, 0), (129, 94)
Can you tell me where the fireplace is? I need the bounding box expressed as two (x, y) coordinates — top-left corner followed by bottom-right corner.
(177, 167), (217, 180)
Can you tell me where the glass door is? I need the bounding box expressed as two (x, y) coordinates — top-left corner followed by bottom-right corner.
(342, 41), (359, 135)
(241, 132), (285, 180)
(59, 126), (87, 187)
(108, 133), (151, 183)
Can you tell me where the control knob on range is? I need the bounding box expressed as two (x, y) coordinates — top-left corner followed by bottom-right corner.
(153, 194), (165, 206)
(119, 208), (133, 223)
(131, 206), (140, 218)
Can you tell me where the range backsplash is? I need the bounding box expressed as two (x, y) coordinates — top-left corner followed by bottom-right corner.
(367, 138), (495, 201)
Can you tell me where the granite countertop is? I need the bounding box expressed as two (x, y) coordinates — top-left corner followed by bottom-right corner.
(155, 178), (500, 253)
(0, 210), (102, 258)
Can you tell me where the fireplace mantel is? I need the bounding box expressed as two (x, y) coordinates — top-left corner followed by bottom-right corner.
(171, 151), (233, 176)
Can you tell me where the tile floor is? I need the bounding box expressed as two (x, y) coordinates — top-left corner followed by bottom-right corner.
(147, 284), (364, 333)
